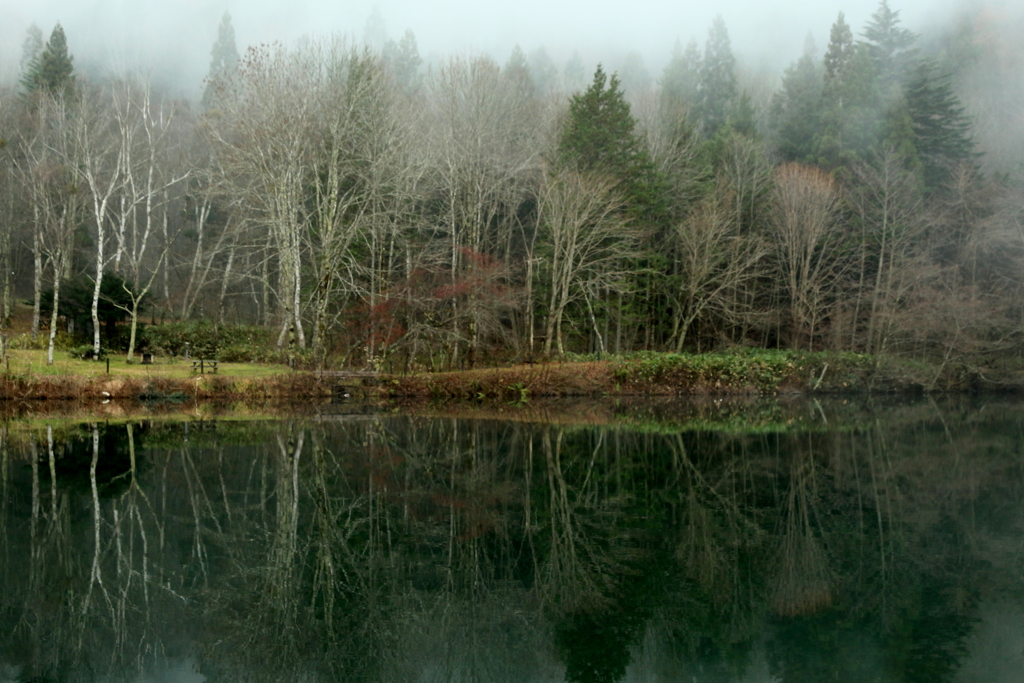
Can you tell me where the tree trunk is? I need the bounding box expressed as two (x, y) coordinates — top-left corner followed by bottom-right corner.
(47, 270), (61, 366)
(32, 210), (42, 338)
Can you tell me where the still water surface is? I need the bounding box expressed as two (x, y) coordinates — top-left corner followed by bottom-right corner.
(1, 397), (1023, 682)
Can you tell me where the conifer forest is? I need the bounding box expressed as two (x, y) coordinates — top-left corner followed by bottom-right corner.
(2, 2), (1023, 371)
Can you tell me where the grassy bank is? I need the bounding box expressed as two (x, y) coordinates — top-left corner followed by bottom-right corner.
(372, 348), (999, 401)
(0, 347), (1011, 405)
(0, 349), (328, 403)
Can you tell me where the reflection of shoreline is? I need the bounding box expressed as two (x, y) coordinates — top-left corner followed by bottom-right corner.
(0, 394), (1015, 434)
(1, 404), (1022, 681)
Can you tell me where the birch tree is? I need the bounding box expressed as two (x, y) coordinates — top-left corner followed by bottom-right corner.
(107, 78), (189, 361)
(209, 43), (318, 350)
(17, 95), (84, 364)
(63, 85), (125, 359)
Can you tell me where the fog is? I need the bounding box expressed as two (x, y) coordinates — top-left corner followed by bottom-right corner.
(0, 0), (989, 98)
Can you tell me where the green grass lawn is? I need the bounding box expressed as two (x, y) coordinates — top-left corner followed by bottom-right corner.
(4, 349), (291, 380)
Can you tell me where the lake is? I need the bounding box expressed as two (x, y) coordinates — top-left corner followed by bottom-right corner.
(1, 396), (1023, 682)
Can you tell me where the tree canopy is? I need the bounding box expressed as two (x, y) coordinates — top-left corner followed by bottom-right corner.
(20, 23), (74, 95)
(558, 65), (666, 224)
(201, 12), (240, 109)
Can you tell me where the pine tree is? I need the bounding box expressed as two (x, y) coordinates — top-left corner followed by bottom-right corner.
(528, 47), (558, 94)
(823, 12), (854, 89)
(564, 52), (587, 93)
(696, 16), (737, 136)
(21, 23), (74, 95)
(862, 0), (917, 97)
(860, 2), (942, 180)
(20, 24), (43, 77)
(201, 13), (240, 109)
(905, 61), (976, 191)
(660, 38), (701, 114)
(505, 45), (530, 80)
(770, 40), (823, 161)
(618, 51), (652, 95)
(559, 65), (666, 224)
(815, 14), (881, 171)
(384, 29), (422, 94)
(363, 5), (388, 49)
(504, 45), (533, 96)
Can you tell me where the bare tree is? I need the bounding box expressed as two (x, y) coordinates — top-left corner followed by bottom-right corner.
(425, 55), (547, 364)
(106, 77), (189, 361)
(15, 94), (84, 364)
(668, 188), (766, 351)
(537, 169), (638, 355)
(209, 42), (321, 351)
(770, 163), (844, 349)
(64, 85), (127, 359)
(848, 148), (929, 354)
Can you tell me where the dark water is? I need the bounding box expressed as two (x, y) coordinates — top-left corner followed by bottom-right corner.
(2, 397), (1024, 682)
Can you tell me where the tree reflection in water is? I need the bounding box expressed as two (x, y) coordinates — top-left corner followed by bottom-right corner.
(0, 397), (1021, 682)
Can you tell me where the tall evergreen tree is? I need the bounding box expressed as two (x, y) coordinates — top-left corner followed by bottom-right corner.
(21, 23), (74, 95)
(363, 5), (388, 49)
(905, 61), (976, 191)
(862, 0), (917, 97)
(559, 65), (666, 224)
(618, 51), (652, 96)
(505, 45), (530, 79)
(815, 14), (881, 171)
(859, 0), (919, 172)
(770, 41), (823, 162)
(384, 29), (422, 94)
(202, 12), (240, 109)
(528, 47), (558, 94)
(660, 38), (701, 114)
(20, 24), (43, 77)
(823, 12), (854, 90)
(696, 16), (737, 136)
(564, 52), (587, 93)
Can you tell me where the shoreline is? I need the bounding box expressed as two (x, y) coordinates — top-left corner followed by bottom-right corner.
(0, 349), (1018, 407)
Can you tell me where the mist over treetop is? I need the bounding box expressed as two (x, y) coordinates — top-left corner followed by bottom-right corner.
(3, 0), (1009, 96)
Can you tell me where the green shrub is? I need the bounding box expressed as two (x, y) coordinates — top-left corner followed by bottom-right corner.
(68, 344), (107, 360)
(140, 322), (272, 360)
(10, 331), (73, 351)
(8, 333), (49, 350)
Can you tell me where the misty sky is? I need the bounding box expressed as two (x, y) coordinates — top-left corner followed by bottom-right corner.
(0, 0), (992, 98)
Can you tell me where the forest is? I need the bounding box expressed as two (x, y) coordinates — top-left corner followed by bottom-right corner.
(1, 1), (1023, 372)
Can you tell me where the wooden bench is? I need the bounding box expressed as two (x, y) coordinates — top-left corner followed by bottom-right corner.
(191, 359), (219, 374)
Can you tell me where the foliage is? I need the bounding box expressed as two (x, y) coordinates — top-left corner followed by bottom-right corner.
(20, 23), (75, 95)
(558, 65), (667, 225)
(610, 348), (876, 393)
(67, 343), (106, 360)
(696, 16), (738, 136)
(140, 321), (272, 360)
(38, 273), (144, 349)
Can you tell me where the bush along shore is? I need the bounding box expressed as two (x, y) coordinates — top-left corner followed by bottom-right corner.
(0, 348), (1010, 405)
(370, 349), (1010, 402)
